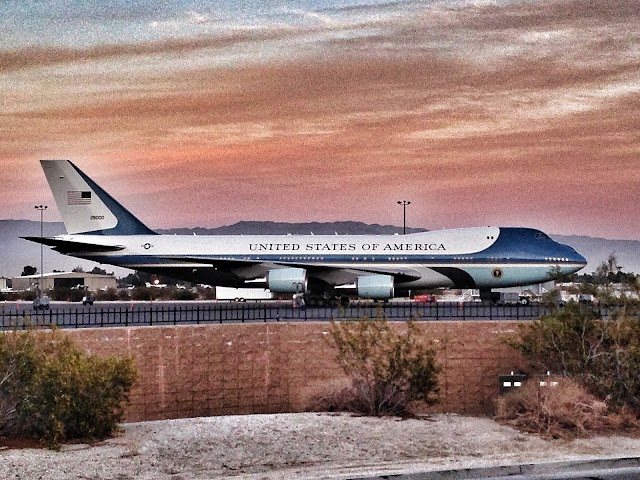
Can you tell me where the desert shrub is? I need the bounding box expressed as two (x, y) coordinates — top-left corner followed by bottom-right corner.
(130, 286), (154, 301)
(0, 330), (40, 435)
(95, 288), (118, 301)
(49, 288), (85, 302)
(21, 290), (37, 302)
(198, 287), (217, 300)
(117, 289), (131, 301)
(510, 302), (640, 413)
(496, 377), (637, 439)
(0, 328), (137, 448)
(174, 288), (197, 301)
(325, 317), (440, 417)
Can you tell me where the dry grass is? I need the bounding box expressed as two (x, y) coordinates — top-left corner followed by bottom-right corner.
(495, 377), (639, 439)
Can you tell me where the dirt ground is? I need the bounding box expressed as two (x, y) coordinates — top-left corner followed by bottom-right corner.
(1, 413), (639, 480)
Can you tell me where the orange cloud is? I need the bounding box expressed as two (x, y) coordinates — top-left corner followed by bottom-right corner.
(2, 0), (638, 238)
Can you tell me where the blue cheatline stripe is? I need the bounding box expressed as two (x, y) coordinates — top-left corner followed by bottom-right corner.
(77, 253), (578, 267)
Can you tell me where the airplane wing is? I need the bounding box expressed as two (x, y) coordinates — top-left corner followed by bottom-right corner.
(172, 255), (422, 283)
(22, 237), (126, 253)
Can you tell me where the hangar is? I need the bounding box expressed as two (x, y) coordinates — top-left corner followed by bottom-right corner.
(11, 272), (117, 292)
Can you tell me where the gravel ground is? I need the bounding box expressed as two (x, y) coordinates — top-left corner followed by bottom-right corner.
(1, 413), (639, 480)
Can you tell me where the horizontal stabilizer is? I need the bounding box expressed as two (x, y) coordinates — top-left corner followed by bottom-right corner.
(22, 237), (125, 253)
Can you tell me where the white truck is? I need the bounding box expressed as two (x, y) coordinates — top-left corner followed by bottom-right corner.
(491, 292), (530, 305)
(215, 287), (273, 302)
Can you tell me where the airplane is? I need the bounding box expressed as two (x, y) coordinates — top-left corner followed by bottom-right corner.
(24, 160), (587, 306)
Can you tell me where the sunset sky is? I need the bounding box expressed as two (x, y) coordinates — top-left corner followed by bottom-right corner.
(1, 0), (638, 240)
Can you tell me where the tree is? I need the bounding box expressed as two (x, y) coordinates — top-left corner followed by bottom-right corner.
(90, 266), (108, 275)
(597, 252), (623, 277)
(21, 266), (37, 276)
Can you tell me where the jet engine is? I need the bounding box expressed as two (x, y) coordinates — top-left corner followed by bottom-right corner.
(267, 268), (308, 293)
(356, 274), (395, 300)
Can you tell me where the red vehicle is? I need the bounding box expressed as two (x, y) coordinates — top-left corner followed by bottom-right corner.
(413, 294), (436, 303)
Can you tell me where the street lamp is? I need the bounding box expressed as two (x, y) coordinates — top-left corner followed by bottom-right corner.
(397, 200), (411, 235)
(35, 205), (47, 298)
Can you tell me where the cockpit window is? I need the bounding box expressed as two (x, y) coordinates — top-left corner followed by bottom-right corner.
(535, 232), (549, 239)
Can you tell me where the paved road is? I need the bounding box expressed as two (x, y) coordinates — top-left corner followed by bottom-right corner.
(354, 457), (640, 479)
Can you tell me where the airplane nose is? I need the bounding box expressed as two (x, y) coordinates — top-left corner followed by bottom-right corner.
(567, 248), (587, 270)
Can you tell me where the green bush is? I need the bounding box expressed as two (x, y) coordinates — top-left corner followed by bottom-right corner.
(0, 328), (137, 448)
(130, 286), (154, 301)
(96, 288), (118, 301)
(174, 288), (197, 301)
(509, 302), (640, 413)
(49, 288), (84, 302)
(326, 318), (440, 416)
(117, 289), (131, 301)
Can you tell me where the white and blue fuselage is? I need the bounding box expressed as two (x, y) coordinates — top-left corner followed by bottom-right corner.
(26, 160), (587, 300)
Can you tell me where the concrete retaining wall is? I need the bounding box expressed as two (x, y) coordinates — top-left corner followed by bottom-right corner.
(64, 321), (527, 422)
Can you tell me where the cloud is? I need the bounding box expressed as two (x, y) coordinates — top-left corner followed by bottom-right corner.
(2, 0), (639, 237)
(0, 28), (304, 73)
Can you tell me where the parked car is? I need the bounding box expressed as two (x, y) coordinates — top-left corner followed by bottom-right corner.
(413, 294), (436, 303)
(82, 294), (94, 305)
(33, 295), (50, 310)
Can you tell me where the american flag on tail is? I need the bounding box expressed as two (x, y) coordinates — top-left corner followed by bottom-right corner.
(67, 191), (91, 205)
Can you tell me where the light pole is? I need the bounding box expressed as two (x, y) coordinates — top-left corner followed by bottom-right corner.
(397, 200), (410, 235)
(35, 205), (47, 298)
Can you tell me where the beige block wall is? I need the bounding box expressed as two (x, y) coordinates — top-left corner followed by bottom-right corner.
(64, 321), (526, 422)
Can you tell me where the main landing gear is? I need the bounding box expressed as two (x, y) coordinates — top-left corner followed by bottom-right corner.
(305, 295), (351, 307)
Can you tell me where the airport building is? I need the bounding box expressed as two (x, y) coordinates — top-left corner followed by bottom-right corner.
(0, 276), (10, 291)
(11, 272), (117, 292)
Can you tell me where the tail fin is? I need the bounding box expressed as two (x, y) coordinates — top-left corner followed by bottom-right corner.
(41, 160), (156, 235)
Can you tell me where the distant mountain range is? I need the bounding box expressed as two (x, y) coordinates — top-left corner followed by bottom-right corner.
(1, 220), (638, 278)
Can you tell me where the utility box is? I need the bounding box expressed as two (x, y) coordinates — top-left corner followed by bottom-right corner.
(499, 373), (527, 394)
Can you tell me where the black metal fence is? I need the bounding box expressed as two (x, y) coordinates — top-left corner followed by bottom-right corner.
(0, 301), (576, 330)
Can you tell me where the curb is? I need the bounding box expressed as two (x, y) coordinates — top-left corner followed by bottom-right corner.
(347, 456), (640, 479)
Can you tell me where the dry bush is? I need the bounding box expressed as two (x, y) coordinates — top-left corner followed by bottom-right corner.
(509, 302), (640, 413)
(322, 317), (440, 417)
(305, 378), (352, 412)
(496, 377), (638, 439)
